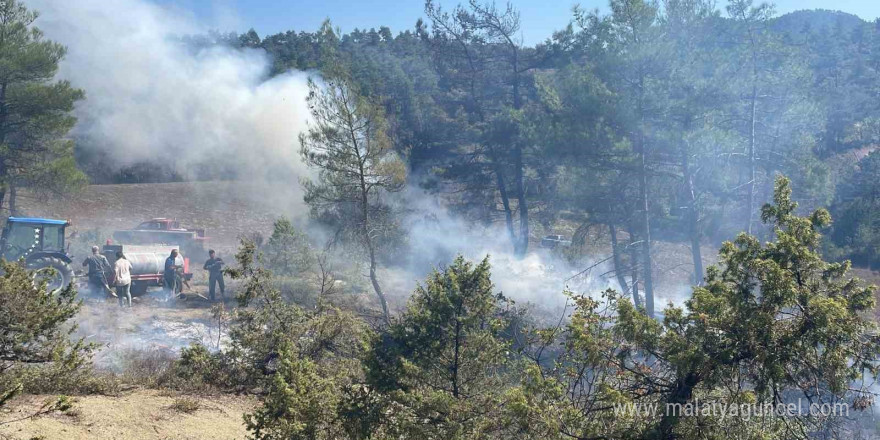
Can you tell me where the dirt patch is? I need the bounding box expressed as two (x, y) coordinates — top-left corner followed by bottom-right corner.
(0, 389), (256, 440)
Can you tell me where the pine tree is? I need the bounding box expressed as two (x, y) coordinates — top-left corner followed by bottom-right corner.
(541, 176), (880, 439)
(299, 72), (406, 325)
(0, 0), (87, 212)
(0, 260), (93, 408)
(362, 256), (519, 439)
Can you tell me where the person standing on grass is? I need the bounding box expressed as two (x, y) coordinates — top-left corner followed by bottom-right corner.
(82, 245), (112, 297)
(164, 249), (181, 302)
(114, 251), (132, 307)
(203, 249), (225, 302)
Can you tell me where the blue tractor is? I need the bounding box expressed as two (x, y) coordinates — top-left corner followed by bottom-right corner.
(0, 217), (75, 292)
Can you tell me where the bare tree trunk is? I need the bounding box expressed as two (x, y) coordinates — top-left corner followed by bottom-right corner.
(634, 60), (654, 317)
(628, 236), (640, 308)
(610, 223), (635, 306)
(746, 84), (757, 235)
(367, 245), (390, 325)
(0, 165), (7, 216)
(8, 183), (16, 216)
(491, 152), (517, 249)
(513, 143), (528, 257)
(358, 164), (390, 325)
(511, 50), (529, 258)
(681, 146), (703, 285)
(638, 143), (655, 318)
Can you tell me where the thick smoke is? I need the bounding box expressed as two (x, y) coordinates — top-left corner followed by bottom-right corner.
(23, 0), (313, 361)
(392, 189), (622, 314)
(28, 0), (311, 200)
(25, 0), (690, 315)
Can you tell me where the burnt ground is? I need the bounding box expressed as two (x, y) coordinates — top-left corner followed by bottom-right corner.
(15, 182), (721, 312)
(3, 182), (880, 438)
(16, 181), (880, 313)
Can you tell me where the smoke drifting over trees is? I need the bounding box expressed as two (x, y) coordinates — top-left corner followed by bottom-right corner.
(6, 0), (880, 438)
(29, 0), (313, 186)
(22, 0), (880, 313)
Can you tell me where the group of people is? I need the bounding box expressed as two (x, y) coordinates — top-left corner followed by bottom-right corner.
(82, 246), (226, 307)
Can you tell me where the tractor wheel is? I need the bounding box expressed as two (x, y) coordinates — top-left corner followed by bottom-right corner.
(28, 257), (75, 294)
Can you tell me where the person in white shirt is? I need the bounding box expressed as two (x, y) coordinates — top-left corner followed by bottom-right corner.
(114, 251), (133, 308)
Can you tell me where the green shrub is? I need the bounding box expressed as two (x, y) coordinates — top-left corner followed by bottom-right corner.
(114, 348), (177, 389)
(171, 344), (229, 392)
(262, 218), (315, 277)
(11, 364), (119, 397)
(0, 260), (96, 407)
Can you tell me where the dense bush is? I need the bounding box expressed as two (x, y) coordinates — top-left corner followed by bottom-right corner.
(356, 256), (523, 438)
(262, 218), (316, 277)
(187, 177), (879, 440)
(0, 260), (97, 407)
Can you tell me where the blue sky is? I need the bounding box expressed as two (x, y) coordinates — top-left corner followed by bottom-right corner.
(156, 0), (880, 45)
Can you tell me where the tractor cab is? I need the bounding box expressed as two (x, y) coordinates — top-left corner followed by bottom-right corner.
(1, 217), (74, 292)
(1, 217), (68, 262)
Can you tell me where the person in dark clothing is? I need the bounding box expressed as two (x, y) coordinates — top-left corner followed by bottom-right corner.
(163, 249), (181, 301)
(82, 245), (112, 296)
(203, 249), (225, 301)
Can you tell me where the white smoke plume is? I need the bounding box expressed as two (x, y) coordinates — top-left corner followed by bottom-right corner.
(392, 189), (621, 315)
(24, 0), (599, 311)
(24, 0), (689, 316)
(27, 0), (311, 193)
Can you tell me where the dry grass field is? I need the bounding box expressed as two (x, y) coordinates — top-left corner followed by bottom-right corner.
(0, 390), (256, 440)
(18, 181), (303, 255)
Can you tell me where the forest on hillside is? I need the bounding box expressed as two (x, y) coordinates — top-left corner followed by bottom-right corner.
(76, 1), (880, 281)
(5, 0), (880, 439)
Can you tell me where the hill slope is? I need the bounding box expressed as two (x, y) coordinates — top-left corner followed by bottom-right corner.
(17, 181), (303, 254)
(773, 9), (865, 36)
